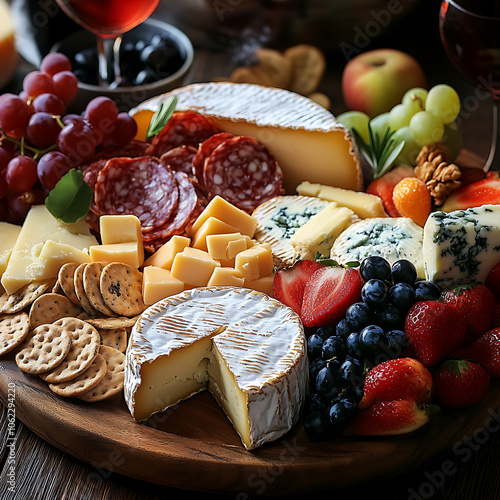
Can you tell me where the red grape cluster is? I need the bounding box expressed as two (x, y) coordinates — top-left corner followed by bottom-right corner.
(0, 52), (138, 224)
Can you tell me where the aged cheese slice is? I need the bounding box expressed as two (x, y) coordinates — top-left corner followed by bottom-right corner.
(124, 287), (308, 450)
(0, 222), (21, 276)
(130, 82), (362, 193)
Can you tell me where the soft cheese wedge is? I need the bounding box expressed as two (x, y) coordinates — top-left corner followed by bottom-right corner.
(130, 82), (362, 193)
(124, 287), (308, 450)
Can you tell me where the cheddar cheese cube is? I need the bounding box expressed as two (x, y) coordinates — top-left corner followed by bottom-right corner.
(234, 244), (273, 281)
(142, 266), (184, 305)
(244, 273), (274, 297)
(207, 266), (245, 287)
(206, 232), (248, 266)
(99, 214), (143, 244)
(191, 217), (239, 252)
(170, 247), (220, 286)
(143, 235), (190, 270)
(90, 241), (144, 268)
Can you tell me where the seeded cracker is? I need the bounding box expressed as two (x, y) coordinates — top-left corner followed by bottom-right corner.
(39, 317), (100, 383)
(100, 263), (146, 317)
(57, 262), (81, 307)
(0, 312), (30, 356)
(74, 263), (100, 316)
(99, 327), (128, 353)
(48, 352), (106, 397)
(78, 345), (125, 402)
(28, 292), (82, 330)
(79, 313), (140, 330)
(15, 323), (71, 375)
(0, 280), (52, 314)
(82, 262), (117, 317)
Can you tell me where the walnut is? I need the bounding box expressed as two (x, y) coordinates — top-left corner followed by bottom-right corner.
(414, 144), (461, 206)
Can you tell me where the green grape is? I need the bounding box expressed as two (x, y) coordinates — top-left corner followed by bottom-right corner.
(336, 111), (370, 143)
(388, 103), (417, 130)
(369, 112), (391, 139)
(392, 126), (421, 166)
(425, 84), (460, 124)
(402, 87), (428, 114)
(409, 111), (445, 146)
(441, 122), (463, 160)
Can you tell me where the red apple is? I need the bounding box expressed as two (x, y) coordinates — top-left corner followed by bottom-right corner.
(341, 48), (426, 118)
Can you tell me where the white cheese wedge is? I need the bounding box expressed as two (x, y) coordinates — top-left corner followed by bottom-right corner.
(124, 286), (308, 450)
(423, 205), (500, 288)
(252, 195), (330, 266)
(1, 205), (98, 295)
(331, 217), (425, 277)
(130, 82), (362, 193)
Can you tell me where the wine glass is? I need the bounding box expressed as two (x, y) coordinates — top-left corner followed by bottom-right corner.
(54, 0), (160, 88)
(439, 0), (500, 172)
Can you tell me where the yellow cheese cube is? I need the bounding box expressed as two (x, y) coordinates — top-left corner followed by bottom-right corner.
(143, 235), (190, 270)
(207, 267), (245, 287)
(206, 232), (249, 266)
(142, 266), (184, 305)
(234, 244), (274, 281)
(188, 195), (257, 238)
(191, 217), (239, 252)
(0, 222), (21, 277)
(244, 273), (274, 297)
(90, 241), (144, 268)
(171, 247), (220, 286)
(99, 214), (143, 244)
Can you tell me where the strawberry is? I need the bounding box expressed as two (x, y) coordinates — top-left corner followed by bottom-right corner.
(366, 164), (415, 217)
(432, 359), (490, 409)
(405, 301), (467, 367)
(452, 327), (500, 378)
(485, 263), (500, 301)
(442, 283), (496, 340)
(300, 265), (362, 328)
(272, 259), (325, 315)
(358, 357), (433, 410)
(344, 399), (429, 436)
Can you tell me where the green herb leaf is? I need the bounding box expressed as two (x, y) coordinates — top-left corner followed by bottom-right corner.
(146, 96), (178, 139)
(45, 169), (93, 224)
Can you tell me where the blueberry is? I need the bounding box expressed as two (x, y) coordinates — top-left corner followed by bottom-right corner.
(316, 362), (344, 399)
(345, 302), (373, 331)
(322, 336), (346, 360)
(309, 358), (326, 383)
(414, 280), (441, 301)
(391, 259), (418, 285)
(374, 303), (404, 329)
(359, 256), (391, 281)
(303, 409), (331, 441)
(307, 332), (324, 360)
(328, 401), (353, 432)
(316, 325), (336, 339)
(339, 357), (364, 388)
(335, 318), (352, 340)
(359, 325), (388, 360)
(346, 331), (363, 358)
(386, 329), (409, 358)
(389, 282), (416, 311)
(304, 393), (328, 413)
(361, 279), (388, 308)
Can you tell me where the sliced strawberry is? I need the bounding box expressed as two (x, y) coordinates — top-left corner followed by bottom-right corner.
(441, 171), (500, 212)
(405, 301), (467, 367)
(432, 359), (490, 410)
(272, 259), (325, 315)
(300, 265), (362, 328)
(344, 399), (429, 436)
(485, 263), (500, 302)
(358, 357), (433, 410)
(366, 165), (415, 217)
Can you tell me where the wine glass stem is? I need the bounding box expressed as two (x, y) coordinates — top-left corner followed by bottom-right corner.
(96, 35), (122, 88)
(484, 99), (500, 173)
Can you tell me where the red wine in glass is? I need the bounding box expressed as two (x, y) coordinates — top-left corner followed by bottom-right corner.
(439, 0), (500, 171)
(55, 0), (160, 87)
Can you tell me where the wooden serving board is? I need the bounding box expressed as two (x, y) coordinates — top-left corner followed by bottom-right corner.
(1, 352), (500, 496)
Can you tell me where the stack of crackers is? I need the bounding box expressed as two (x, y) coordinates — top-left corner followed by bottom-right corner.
(0, 261), (147, 403)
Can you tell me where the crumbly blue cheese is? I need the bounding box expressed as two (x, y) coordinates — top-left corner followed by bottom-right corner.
(423, 204), (500, 288)
(330, 217), (424, 276)
(252, 195), (330, 265)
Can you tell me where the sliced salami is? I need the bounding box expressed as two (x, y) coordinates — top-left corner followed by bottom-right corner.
(93, 156), (179, 232)
(145, 111), (221, 157)
(192, 132), (234, 190)
(143, 171), (198, 244)
(82, 158), (107, 214)
(160, 145), (197, 177)
(203, 136), (283, 212)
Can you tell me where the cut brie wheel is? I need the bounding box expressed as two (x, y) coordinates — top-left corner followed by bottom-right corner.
(124, 286), (308, 450)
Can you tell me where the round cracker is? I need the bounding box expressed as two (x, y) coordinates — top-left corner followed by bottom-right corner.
(57, 262), (81, 306)
(28, 293), (81, 330)
(78, 345), (125, 402)
(82, 262), (117, 317)
(74, 263), (100, 316)
(78, 313), (140, 330)
(99, 327), (128, 353)
(15, 323), (71, 375)
(100, 263), (146, 317)
(39, 317), (100, 383)
(0, 280), (52, 314)
(48, 352), (106, 397)
(0, 312), (30, 356)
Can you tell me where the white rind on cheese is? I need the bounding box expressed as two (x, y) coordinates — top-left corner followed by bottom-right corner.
(131, 82), (362, 193)
(124, 286), (308, 450)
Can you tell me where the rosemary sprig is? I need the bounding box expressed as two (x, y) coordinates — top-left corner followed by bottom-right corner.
(146, 95), (178, 139)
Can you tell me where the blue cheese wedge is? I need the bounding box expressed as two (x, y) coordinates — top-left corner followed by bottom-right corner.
(330, 217), (424, 277)
(252, 195), (330, 266)
(423, 205), (500, 288)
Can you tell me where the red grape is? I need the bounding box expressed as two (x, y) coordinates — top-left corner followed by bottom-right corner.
(57, 121), (96, 164)
(0, 168), (8, 199)
(26, 112), (62, 148)
(37, 151), (73, 190)
(52, 70), (79, 103)
(0, 94), (33, 138)
(23, 71), (55, 99)
(84, 96), (118, 141)
(6, 189), (45, 224)
(40, 52), (72, 76)
(107, 112), (138, 146)
(0, 146), (13, 171)
(32, 92), (66, 115)
(6, 156), (38, 192)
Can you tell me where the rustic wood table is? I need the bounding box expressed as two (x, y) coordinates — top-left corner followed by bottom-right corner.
(1, 1), (499, 498)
